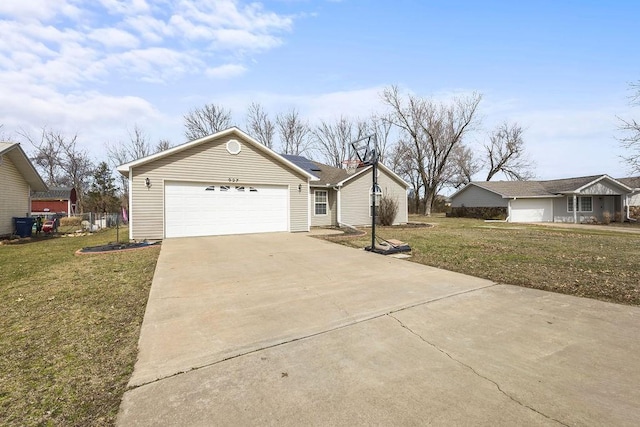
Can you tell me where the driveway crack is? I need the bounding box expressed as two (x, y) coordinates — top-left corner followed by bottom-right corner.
(387, 313), (569, 427)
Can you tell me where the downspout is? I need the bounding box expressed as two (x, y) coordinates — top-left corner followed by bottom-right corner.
(128, 170), (133, 241)
(573, 194), (578, 224)
(307, 182), (311, 231)
(335, 185), (341, 226)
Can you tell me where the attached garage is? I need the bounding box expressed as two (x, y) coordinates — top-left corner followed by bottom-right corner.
(165, 182), (288, 238)
(509, 198), (553, 223)
(117, 128), (318, 240)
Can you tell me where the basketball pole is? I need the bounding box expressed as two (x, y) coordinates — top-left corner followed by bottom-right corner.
(371, 154), (377, 252)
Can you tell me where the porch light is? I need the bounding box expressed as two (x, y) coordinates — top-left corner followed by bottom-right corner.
(145, 177), (151, 188)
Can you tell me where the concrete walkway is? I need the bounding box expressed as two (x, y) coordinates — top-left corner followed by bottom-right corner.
(117, 233), (640, 426)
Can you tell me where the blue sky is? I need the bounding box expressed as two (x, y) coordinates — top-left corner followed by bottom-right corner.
(0, 0), (638, 181)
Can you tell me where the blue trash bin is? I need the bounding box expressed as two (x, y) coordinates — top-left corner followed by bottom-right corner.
(13, 217), (35, 238)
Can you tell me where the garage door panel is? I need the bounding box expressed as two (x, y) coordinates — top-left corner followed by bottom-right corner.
(165, 182), (288, 238)
(510, 199), (553, 223)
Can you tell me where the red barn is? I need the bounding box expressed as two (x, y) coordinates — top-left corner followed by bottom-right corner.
(31, 187), (77, 217)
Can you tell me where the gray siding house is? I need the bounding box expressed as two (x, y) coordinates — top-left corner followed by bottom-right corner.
(117, 128), (409, 240)
(451, 175), (638, 223)
(0, 142), (48, 236)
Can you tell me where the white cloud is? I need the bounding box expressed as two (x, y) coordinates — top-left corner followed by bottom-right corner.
(88, 27), (140, 49)
(206, 63), (247, 79)
(0, 0), (79, 21)
(0, 0), (295, 86)
(98, 0), (150, 15)
(0, 0), (300, 160)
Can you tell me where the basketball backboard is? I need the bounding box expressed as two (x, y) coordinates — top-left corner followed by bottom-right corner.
(350, 134), (377, 165)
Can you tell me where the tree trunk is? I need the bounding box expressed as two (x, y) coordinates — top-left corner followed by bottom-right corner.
(423, 190), (435, 216)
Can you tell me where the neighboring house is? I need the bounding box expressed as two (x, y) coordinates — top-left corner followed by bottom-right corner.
(116, 127), (409, 240)
(31, 187), (77, 217)
(282, 154), (409, 229)
(0, 142), (48, 236)
(450, 175), (635, 223)
(618, 176), (640, 218)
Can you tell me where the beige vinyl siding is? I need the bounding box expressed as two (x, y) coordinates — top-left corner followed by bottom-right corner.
(341, 168), (408, 226)
(130, 134), (309, 240)
(379, 168), (408, 224)
(0, 154), (30, 235)
(310, 188), (337, 227)
(451, 185), (508, 207)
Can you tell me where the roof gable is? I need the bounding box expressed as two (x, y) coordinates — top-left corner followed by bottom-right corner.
(116, 128), (319, 181)
(0, 142), (48, 192)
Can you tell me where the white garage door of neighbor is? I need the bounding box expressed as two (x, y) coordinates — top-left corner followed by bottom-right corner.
(510, 199), (553, 223)
(165, 182), (289, 238)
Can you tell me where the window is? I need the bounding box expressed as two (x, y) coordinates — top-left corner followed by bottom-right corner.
(314, 190), (328, 215)
(235, 186), (245, 192)
(205, 185), (215, 191)
(370, 185), (382, 217)
(580, 197), (592, 212)
(568, 196), (593, 212)
(220, 185), (230, 192)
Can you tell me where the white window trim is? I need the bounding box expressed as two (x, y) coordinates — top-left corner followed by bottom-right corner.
(314, 190), (328, 216)
(567, 196), (593, 213)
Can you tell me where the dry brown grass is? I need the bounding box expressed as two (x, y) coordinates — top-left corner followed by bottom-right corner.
(321, 215), (640, 306)
(0, 228), (160, 426)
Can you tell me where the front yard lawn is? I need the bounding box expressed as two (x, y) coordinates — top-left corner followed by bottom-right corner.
(0, 229), (160, 426)
(324, 216), (640, 306)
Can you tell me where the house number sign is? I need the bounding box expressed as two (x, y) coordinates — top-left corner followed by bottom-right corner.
(228, 178), (239, 182)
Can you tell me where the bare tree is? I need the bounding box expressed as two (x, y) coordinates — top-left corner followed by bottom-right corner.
(382, 85), (482, 216)
(19, 127), (65, 185)
(56, 133), (94, 213)
(155, 139), (173, 153)
(246, 102), (275, 148)
(369, 113), (396, 164)
(388, 139), (423, 213)
(619, 81), (640, 174)
(276, 108), (311, 155)
(311, 116), (367, 167)
(0, 124), (10, 141)
(184, 103), (232, 140)
(448, 144), (481, 188)
(107, 125), (171, 205)
(484, 122), (534, 181)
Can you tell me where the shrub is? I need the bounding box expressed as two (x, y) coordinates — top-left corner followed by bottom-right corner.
(60, 216), (82, 227)
(449, 206), (507, 220)
(378, 194), (399, 226)
(602, 211), (611, 224)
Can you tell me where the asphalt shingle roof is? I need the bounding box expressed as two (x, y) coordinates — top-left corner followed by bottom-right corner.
(282, 154), (360, 186)
(32, 187), (74, 200)
(468, 175), (631, 198)
(618, 176), (640, 189)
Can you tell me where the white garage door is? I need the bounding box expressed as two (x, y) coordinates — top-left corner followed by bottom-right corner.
(165, 182), (289, 238)
(510, 199), (553, 223)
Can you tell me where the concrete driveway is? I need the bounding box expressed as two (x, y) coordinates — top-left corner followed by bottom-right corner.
(117, 233), (640, 426)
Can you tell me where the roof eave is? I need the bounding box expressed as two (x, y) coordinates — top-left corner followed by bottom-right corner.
(2, 143), (48, 191)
